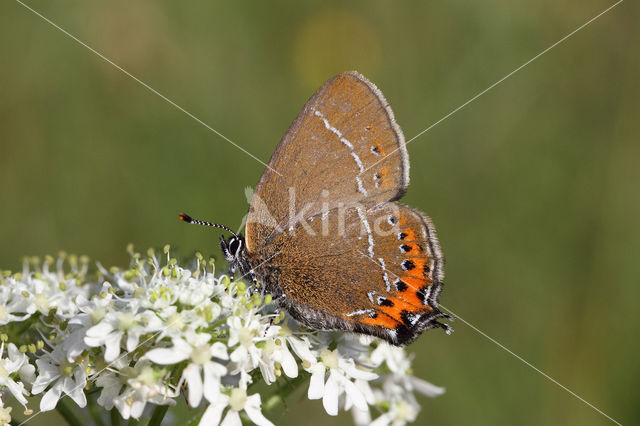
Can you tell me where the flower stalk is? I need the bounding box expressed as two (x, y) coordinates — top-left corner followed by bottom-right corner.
(55, 398), (83, 426)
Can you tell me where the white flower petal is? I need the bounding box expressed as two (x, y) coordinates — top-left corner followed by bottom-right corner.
(7, 344), (26, 369)
(210, 342), (229, 360)
(308, 364), (326, 400)
(66, 377), (87, 408)
(96, 376), (121, 409)
(343, 378), (367, 411)
(351, 406), (372, 426)
(104, 331), (123, 362)
(85, 321), (114, 337)
(73, 367), (87, 388)
(114, 395), (131, 419)
(130, 398), (146, 419)
(63, 330), (87, 360)
(322, 373), (339, 416)
(288, 337), (316, 363)
(82, 335), (102, 347)
(145, 347), (189, 365)
(6, 379), (28, 407)
(34, 359), (58, 381)
(370, 412), (393, 426)
(341, 361), (378, 381)
(278, 346), (298, 379)
(221, 409), (242, 426)
(40, 382), (63, 411)
(126, 333), (139, 352)
(203, 362), (225, 403)
(259, 361), (276, 385)
(187, 332), (211, 347)
(32, 362), (59, 394)
(200, 397), (228, 426)
(354, 379), (376, 405)
(409, 376), (445, 397)
(183, 364), (203, 407)
(19, 363), (36, 387)
(244, 394), (274, 426)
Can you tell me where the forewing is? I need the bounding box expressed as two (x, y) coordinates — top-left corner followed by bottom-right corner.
(246, 71), (409, 253)
(262, 202), (449, 345)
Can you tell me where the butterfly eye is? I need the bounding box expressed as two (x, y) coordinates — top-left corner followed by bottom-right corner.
(228, 237), (242, 256)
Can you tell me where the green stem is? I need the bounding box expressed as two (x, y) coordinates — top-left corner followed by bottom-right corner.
(55, 399), (83, 426)
(263, 373), (310, 413)
(110, 409), (121, 426)
(208, 315), (229, 330)
(15, 313), (40, 337)
(147, 405), (169, 426)
(86, 385), (102, 395)
(186, 410), (204, 426)
(87, 395), (106, 426)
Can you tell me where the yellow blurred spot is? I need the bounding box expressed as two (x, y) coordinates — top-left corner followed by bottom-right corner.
(293, 8), (381, 90)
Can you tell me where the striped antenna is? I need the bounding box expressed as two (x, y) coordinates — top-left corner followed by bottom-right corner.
(178, 213), (237, 237)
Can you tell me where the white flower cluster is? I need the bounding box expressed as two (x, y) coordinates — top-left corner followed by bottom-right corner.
(0, 248), (444, 425)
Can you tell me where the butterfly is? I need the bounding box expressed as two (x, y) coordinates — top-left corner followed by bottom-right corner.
(181, 71), (451, 345)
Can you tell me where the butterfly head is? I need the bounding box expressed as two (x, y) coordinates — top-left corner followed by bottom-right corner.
(220, 233), (254, 280)
(220, 234), (245, 262)
(179, 213), (251, 277)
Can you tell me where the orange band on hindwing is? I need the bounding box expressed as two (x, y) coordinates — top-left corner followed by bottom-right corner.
(396, 277), (432, 307)
(362, 311), (399, 329)
(379, 296), (431, 319)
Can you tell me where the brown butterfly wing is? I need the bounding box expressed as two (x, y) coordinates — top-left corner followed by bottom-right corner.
(258, 202), (449, 345)
(245, 71), (409, 253)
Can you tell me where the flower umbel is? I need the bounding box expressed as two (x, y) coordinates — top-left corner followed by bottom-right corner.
(0, 249), (445, 425)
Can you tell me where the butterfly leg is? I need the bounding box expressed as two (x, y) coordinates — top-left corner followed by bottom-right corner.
(430, 312), (455, 335)
(264, 308), (280, 337)
(246, 270), (260, 294)
(263, 294), (286, 336)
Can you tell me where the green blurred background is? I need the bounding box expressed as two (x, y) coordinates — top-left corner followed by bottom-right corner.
(1, 1), (638, 424)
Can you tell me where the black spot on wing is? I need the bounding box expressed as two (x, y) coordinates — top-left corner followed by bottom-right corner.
(378, 297), (394, 307)
(395, 279), (408, 292)
(417, 285), (429, 304)
(394, 323), (414, 345)
(402, 259), (415, 271)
